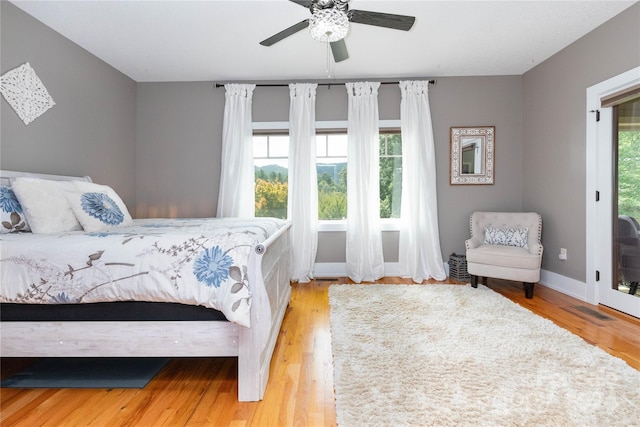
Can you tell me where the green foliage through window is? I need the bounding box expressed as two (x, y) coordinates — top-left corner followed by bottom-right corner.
(618, 130), (640, 219)
(379, 133), (402, 219)
(254, 131), (402, 220)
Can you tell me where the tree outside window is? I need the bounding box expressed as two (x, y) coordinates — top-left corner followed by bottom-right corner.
(254, 130), (402, 220)
(254, 135), (288, 219)
(618, 130), (640, 219)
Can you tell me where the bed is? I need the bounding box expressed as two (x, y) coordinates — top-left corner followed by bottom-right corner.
(0, 170), (292, 402)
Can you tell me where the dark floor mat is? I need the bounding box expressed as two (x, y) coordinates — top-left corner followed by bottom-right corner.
(1, 357), (168, 389)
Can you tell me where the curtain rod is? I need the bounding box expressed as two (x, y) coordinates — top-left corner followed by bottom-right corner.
(214, 80), (436, 88)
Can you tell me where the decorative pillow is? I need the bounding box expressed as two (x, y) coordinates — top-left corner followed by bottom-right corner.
(12, 178), (82, 233)
(483, 226), (529, 249)
(65, 181), (133, 231)
(0, 185), (30, 233)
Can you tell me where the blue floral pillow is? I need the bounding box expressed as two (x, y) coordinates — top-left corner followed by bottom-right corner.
(65, 181), (133, 231)
(483, 226), (529, 249)
(0, 185), (30, 233)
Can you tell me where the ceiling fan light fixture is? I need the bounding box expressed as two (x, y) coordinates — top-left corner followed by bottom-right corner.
(309, 8), (349, 43)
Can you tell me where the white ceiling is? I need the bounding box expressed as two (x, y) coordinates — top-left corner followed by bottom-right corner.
(10, 0), (638, 83)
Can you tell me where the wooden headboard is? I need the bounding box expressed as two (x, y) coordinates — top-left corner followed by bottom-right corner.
(0, 170), (92, 186)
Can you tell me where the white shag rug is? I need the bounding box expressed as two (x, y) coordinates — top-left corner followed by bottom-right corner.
(329, 284), (640, 427)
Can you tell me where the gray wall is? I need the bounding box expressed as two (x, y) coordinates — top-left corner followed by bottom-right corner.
(522, 2), (640, 282)
(135, 82), (224, 218)
(0, 2), (137, 207)
(135, 77), (524, 263)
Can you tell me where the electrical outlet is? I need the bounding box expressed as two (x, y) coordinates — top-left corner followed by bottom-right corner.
(559, 248), (567, 260)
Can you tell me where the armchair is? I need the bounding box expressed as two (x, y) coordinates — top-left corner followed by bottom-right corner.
(465, 212), (543, 298)
(617, 215), (640, 295)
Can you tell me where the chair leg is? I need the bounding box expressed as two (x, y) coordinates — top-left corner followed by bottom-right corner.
(524, 282), (535, 299)
(471, 275), (478, 288)
(629, 282), (638, 296)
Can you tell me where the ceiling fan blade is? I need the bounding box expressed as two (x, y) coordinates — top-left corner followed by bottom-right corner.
(289, 0), (314, 7)
(330, 39), (349, 62)
(260, 19), (310, 46)
(347, 10), (415, 31)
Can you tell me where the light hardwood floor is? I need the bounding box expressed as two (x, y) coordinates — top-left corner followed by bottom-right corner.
(2, 278), (639, 426)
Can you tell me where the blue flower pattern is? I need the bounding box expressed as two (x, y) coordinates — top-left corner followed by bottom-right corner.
(0, 186), (22, 213)
(81, 192), (124, 225)
(193, 246), (234, 288)
(51, 292), (78, 304)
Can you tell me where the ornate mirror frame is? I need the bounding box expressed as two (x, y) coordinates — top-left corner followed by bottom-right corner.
(450, 126), (495, 185)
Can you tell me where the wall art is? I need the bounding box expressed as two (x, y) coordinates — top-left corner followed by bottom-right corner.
(0, 62), (55, 125)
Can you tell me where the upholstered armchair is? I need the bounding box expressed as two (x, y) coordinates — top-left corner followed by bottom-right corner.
(465, 212), (543, 298)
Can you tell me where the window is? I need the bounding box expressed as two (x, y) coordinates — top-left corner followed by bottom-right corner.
(253, 122), (402, 222)
(253, 134), (288, 219)
(316, 133), (347, 220)
(379, 131), (402, 219)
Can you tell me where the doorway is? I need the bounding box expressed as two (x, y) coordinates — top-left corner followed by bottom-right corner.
(586, 67), (640, 318)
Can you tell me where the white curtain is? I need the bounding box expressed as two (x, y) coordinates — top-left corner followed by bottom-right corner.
(217, 84), (256, 218)
(398, 81), (446, 282)
(345, 82), (384, 282)
(288, 83), (318, 283)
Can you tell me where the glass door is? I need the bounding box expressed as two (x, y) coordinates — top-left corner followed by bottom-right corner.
(613, 98), (640, 299)
(586, 67), (640, 318)
(595, 94), (640, 319)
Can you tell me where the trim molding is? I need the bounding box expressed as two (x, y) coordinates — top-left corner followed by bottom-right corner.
(313, 265), (590, 303)
(253, 120), (401, 130)
(539, 269), (587, 302)
(313, 262), (450, 280)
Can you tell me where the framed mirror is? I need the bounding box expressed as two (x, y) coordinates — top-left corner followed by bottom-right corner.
(450, 126), (495, 185)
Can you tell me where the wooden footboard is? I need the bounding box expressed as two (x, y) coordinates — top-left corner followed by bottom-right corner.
(239, 221), (291, 401)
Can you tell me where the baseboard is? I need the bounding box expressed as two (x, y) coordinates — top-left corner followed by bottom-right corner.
(312, 263), (345, 277)
(539, 269), (588, 302)
(313, 262), (400, 278)
(313, 262), (450, 280)
(314, 265), (588, 302)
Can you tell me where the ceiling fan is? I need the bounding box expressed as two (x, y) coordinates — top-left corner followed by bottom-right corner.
(259, 0), (416, 63)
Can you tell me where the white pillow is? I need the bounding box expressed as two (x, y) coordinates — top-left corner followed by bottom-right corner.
(483, 226), (529, 249)
(0, 185), (31, 233)
(12, 177), (82, 234)
(65, 181), (133, 231)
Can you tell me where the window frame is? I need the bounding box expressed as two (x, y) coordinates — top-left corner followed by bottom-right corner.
(252, 120), (402, 232)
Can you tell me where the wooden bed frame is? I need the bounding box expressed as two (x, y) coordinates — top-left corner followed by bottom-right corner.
(0, 170), (292, 402)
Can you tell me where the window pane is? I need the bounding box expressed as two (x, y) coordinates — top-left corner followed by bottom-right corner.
(615, 98), (640, 295)
(254, 135), (288, 220)
(317, 158), (347, 220)
(269, 136), (289, 157)
(316, 135), (327, 157)
(388, 134), (402, 155)
(379, 133), (402, 219)
(327, 134), (348, 157)
(379, 133), (402, 156)
(253, 136), (268, 158)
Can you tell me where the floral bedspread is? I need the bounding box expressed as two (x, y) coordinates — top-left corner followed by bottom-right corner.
(0, 217), (288, 327)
